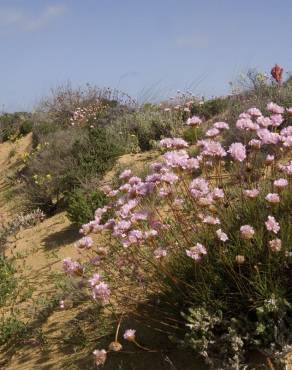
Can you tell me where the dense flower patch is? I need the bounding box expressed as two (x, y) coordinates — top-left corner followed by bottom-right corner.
(61, 102), (292, 368)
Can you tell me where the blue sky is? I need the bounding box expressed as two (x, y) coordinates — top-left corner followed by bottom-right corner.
(1, 0), (292, 111)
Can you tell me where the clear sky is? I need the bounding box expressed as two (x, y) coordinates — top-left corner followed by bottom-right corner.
(1, 0), (292, 111)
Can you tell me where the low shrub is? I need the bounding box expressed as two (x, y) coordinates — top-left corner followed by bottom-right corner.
(67, 187), (107, 226)
(0, 113), (34, 142)
(19, 120), (33, 136)
(112, 107), (184, 151)
(23, 124), (124, 212)
(190, 97), (228, 120)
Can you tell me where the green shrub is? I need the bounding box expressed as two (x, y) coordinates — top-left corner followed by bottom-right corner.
(19, 120), (33, 136)
(23, 125), (123, 213)
(0, 112), (33, 142)
(190, 97), (228, 120)
(67, 188), (107, 226)
(72, 126), (124, 178)
(112, 108), (184, 152)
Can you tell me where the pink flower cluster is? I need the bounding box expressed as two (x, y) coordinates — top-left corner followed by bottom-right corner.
(60, 102), (291, 366)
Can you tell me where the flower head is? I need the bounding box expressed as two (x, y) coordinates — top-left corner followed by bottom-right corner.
(244, 189), (259, 198)
(119, 169), (132, 180)
(267, 102), (284, 114)
(265, 216), (280, 234)
(240, 225), (255, 239)
(216, 229), (228, 242)
(154, 248), (167, 259)
(269, 239), (282, 252)
(265, 193), (280, 204)
(93, 349), (107, 366)
(186, 115), (202, 126)
(213, 121), (229, 130)
(228, 143), (246, 162)
(205, 128), (220, 137)
(123, 329), (136, 342)
(274, 178), (288, 189)
(186, 243), (207, 261)
(159, 138), (188, 149)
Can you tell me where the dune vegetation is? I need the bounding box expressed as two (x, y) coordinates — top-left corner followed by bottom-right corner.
(0, 69), (292, 369)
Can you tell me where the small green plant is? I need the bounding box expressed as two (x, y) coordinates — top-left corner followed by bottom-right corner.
(0, 257), (16, 306)
(8, 147), (16, 159)
(0, 317), (28, 345)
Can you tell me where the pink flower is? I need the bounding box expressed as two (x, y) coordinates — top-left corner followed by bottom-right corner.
(93, 349), (107, 366)
(270, 114), (284, 127)
(282, 136), (292, 148)
(144, 229), (158, 239)
(247, 107), (262, 117)
(257, 116), (273, 128)
(240, 225), (255, 239)
(119, 169), (132, 180)
(278, 161), (292, 176)
(203, 216), (220, 225)
(189, 178), (209, 199)
(161, 171), (179, 184)
(123, 329), (136, 342)
(257, 129), (281, 145)
(213, 121), (229, 130)
(236, 118), (258, 131)
(92, 282), (111, 302)
(239, 112), (251, 119)
(280, 126), (292, 137)
(186, 157), (200, 170)
(128, 176), (142, 185)
(212, 187), (224, 200)
(216, 229), (228, 242)
(205, 128), (220, 137)
(88, 273), (101, 287)
(62, 258), (83, 275)
(186, 116), (202, 126)
(274, 178), (288, 189)
(197, 195), (214, 206)
(164, 150), (189, 169)
(265, 154), (275, 164)
(159, 138), (189, 149)
(265, 193), (280, 204)
(186, 243), (207, 261)
(154, 248), (167, 259)
(248, 139), (262, 149)
(198, 140), (227, 158)
(244, 189), (259, 198)
(267, 102), (284, 114)
(75, 236), (93, 249)
(228, 143), (246, 162)
(269, 239), (282, 252)
(265, 216), (280, 234)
